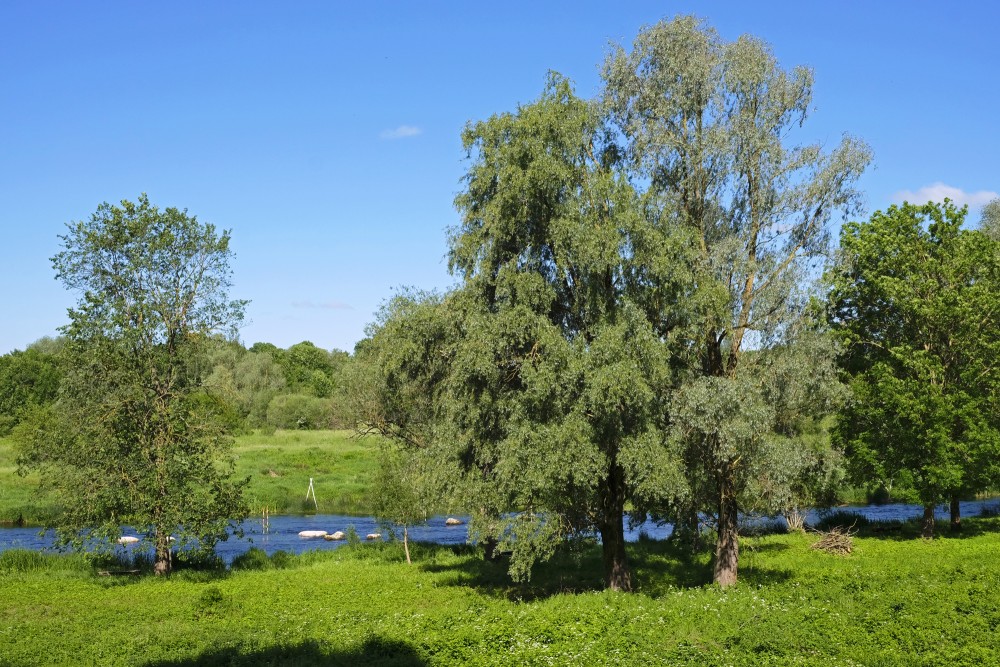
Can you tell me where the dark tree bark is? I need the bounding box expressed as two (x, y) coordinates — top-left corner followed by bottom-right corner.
(483, 537), (501, 562)
(598, 518), (632, 592)
(714, 465), (739, 588)
(921, 504), (936, 539)
(598, 460), (633, 592)
(949, 494), (962, 532)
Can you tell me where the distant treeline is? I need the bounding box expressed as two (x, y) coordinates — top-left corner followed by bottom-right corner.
(0, 336), (353, 435)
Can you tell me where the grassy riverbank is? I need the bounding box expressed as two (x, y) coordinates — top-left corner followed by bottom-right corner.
(0, 430), (381, 525)
(233, 430), (379, 516)
(0, 437), (58, 526)
(3, 518), (1000, 666)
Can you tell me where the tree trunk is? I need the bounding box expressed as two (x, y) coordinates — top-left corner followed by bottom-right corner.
(598, 518), (632, 592)
(483, 537), (501, 562)
(714, 468), (739, 588)
(598, 461), (632, 592)
(949, 495), (961, 532)
(403, 525), (411, 565)
(153, 530), (172, 576)
(921, 504), (935, 539)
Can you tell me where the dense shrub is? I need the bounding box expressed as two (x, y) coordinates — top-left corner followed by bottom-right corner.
(265, 393), (335, 430)
(812, 510), (871, 531)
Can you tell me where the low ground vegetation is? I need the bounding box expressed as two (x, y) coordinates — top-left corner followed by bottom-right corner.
(3, 518), (1000, 665)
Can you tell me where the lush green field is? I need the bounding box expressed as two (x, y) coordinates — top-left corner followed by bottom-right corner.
(0, 437), (59, 526)
(234, 430), (380, 516)
(3, 520), (1000, 666)
(0, 430), (380, 525)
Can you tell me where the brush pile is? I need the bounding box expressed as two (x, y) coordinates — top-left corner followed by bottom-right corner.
(810, 525), (855, 555)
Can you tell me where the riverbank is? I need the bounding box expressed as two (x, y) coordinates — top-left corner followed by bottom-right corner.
(3, 517), (999, 666)
(0, 430), (382, 526)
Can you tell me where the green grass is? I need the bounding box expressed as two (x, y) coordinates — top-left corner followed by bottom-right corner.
(0, 430), (381, 525)
(235, 429), (380, 516)
(0, 436), (61, 525)
(3, 520), (1000, 665)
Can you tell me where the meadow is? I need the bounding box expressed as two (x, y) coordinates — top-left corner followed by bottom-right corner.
(0, 430), (381, 525)
(2, 518), (1000, 666)
(232, 430), (379, 516)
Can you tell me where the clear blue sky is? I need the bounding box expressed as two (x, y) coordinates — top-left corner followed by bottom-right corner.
(2, 1), (997, 355)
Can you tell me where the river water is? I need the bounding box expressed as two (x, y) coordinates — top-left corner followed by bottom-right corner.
(2, 498), (997, 564)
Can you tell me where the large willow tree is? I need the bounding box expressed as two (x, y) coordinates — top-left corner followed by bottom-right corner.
(603, 16), (870, 586)
(357, 16), (868, 590)
(356, 77), (674, 591)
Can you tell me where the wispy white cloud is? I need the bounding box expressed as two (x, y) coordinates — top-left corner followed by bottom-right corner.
(291, 300), (353, 310)
(379, 125), (422, 140)
(892, 182), (999, 208)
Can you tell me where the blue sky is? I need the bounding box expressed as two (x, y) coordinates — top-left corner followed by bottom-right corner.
(2, 1), (997, 355)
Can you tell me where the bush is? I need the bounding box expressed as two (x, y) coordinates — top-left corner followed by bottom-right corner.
(978, 503), (1000, 518)
(265, 394), (335, 430)
(0, 549), (50, 572)
(812, 510), (871, 532)
(739, 517), (788, 537)
(270, 550), (293, 569)
(231, 547), (272, 571)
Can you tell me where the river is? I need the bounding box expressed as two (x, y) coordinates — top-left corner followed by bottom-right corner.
(2, 498), (997, 564)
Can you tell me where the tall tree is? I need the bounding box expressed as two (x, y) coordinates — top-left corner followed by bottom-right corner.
(829, 201), (1000, 537)
(448, 74), (677, 591)
(354, 77), (676, 591)
(603, 16), (870, 586)
(357, 17), (867, 590)
(17, 195), (248, 574)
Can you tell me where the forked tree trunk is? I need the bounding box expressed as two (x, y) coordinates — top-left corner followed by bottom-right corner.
(949, 495), (962, 532)
(921, 504), (936, 539)
(403, 525), (411, 565)
(714, 469), (739, 588)
(598, 461), (633, 592)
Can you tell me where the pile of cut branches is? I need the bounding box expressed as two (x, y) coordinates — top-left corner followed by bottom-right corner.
(809, 525), (856, 555)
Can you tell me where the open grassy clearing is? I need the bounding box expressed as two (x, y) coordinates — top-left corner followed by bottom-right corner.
(234, 430), (380, 516)
(0, 437), (59, 526)
(3, 519), (1000, 666)
(0, 430), (381, 525)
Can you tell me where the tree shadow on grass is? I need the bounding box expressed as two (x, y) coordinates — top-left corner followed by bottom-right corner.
(812, 514), (1000, 543)
(418, 543), (606, 602)
(142, 638), (426, 667)
(631, 537), (792, 596)
(89, 560), (232, 587)
(420, 537), (791, 601)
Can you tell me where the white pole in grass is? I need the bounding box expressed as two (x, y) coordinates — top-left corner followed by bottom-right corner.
(305, 477), (318, 510)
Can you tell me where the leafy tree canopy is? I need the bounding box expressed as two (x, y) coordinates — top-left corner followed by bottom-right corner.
(356, 16), (868, 590)
(0, 343), (63, 435)
(829, 200), (1000, 536)
(16, 194), (248, 574)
